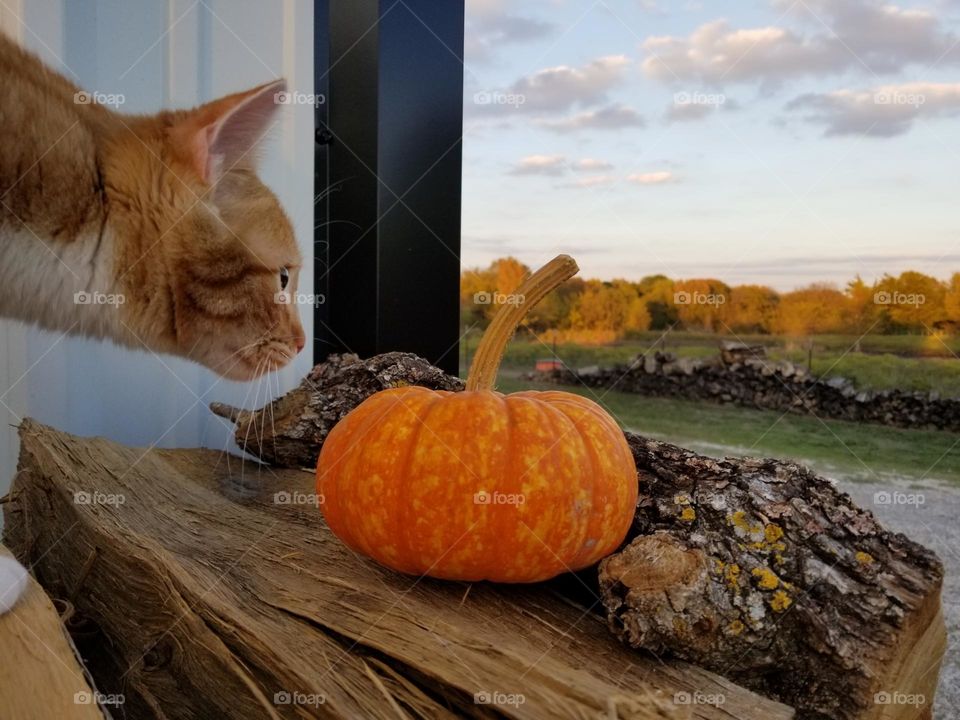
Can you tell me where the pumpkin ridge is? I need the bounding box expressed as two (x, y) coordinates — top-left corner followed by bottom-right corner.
(486, 392), (519, 581)
(396, 391), (445, 576)
(523, 398), (574, 579)
(540, 400), (593, 573)
(341, 394), (410, 558)
(534, 395), (625, 444)
(550, 399), (606, 571)
(319, 394), (399, 550)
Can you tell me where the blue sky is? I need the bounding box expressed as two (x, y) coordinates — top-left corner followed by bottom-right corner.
(460, 0), (960, 290)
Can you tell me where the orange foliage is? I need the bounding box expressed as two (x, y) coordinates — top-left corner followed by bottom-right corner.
(460, 259), (957, 338)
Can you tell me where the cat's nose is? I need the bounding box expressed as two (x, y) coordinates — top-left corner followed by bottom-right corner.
(295, 335), (305, 353)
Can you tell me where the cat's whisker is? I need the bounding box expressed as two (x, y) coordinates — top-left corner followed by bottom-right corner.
(253, 359), (268, 453)
(257, 372), (273, 455)
(269, 368), (279, 462)
(240, 358), (266, 485)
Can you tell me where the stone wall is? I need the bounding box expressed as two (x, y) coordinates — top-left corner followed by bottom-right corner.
(539, 351), (960, 433)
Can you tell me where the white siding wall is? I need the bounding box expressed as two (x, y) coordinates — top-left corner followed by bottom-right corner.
(0, 0), (315, 494)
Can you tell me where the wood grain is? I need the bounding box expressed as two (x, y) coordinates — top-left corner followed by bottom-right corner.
(0, 544), (104, 720)
(3, 420), (793, 720)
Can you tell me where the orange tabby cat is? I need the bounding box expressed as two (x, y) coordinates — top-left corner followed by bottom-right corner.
(0, 34), (305, 380)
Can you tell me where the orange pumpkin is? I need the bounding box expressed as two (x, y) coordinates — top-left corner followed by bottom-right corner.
(316, 256), (638, 582)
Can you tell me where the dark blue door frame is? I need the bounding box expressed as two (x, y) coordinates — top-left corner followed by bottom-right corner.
(314, 0), (465, 375)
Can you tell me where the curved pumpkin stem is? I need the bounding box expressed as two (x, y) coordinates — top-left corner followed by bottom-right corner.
(466, 254), (579, 392)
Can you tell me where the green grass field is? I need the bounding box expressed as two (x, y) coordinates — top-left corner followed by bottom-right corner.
(495, 375), (960, 485)
(459, 331), (960, 396)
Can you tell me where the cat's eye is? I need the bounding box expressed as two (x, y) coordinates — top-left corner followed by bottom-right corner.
(279, 267), (290, 290)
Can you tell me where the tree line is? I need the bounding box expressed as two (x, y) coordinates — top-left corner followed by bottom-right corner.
(461, 257), (960, 341)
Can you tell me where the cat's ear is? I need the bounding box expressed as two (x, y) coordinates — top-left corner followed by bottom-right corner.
(170, 79), (286, 186)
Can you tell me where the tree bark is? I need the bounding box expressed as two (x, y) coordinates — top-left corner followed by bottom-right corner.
(600, 434), (945, 720)
(210, 352), (463, 469)
(3, 419), (792, 720)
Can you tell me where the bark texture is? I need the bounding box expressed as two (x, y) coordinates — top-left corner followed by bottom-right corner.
(210, 352), (463, 468)
(600, 433), (945, 720)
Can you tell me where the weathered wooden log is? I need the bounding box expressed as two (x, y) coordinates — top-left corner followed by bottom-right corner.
(0, 544), (104, 719)
(3, 420), (793, 720)
(208, 352), (946, 718)
(600, 434), (945, 720)
(210, 352), (464, 468)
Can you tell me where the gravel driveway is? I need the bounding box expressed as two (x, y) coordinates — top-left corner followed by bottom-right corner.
(842, 479), (958, 720)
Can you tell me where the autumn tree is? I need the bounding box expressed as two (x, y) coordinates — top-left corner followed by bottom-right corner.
(672, 279), (730, 332)
(943, 273), (960, 329)
(723, 285), (779, 333)
(460, 257), (531, 328)
(526, 277), (585, 333)
(460, 267), (494, 327)
(845, 276), (880, 336)
(773, 284), (850, 336)
(492, 257), (529, 296)
(873, 271), (946, 332)
(569, 280), (650, 340)
(637, 275), (678, 330)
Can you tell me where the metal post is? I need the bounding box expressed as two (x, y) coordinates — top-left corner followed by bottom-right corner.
(315, 0), (464, 375)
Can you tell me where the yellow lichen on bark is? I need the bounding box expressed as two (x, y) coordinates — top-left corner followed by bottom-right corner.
(751, 567), (780, 590)
(769, 590), (793, 612)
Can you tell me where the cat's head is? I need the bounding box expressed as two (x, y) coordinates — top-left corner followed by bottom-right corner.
(118, 80), (307, 380)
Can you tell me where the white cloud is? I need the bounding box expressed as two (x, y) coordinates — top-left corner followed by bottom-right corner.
(642, 20), (839, 84)
(539, 103), (646, 132)
(509, 156), (617, 177)
(666, 100), (714, 122)
(573, 158), (614, 172)
(627, 171), (675, 185)
(465, 0), (554, 63)
(641, 1), (960, 86)
(470, 56), (632, 116)
(562, 175), (617, 188)
(787, 82), (960, 137)
(509, 154), (568, 176)
(778, 0), (955, 72)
